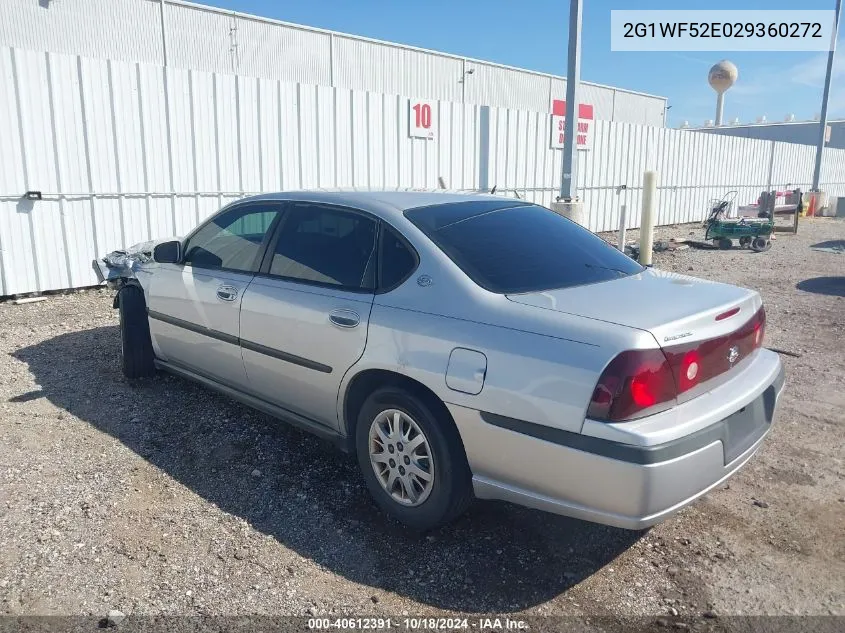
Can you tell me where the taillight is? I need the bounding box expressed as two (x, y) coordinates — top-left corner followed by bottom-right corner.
(664, 306), (766, 397)
(678, 349), (701, 392)
(589, 306), (767, 423)
(753, 307), (766, 347)
(587, 349), (678, 422)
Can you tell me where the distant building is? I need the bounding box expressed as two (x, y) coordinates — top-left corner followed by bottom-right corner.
(691, 120), (845, 150)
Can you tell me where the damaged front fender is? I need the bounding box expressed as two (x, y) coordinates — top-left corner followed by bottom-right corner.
(92, 237), (177, 289)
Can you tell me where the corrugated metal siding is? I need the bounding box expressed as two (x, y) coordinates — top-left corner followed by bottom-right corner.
(613, 90), (667, 127)
(579, 84), (616, 122)
(3, 46), (843, 296)
(0, 0), (666, 125)
(820, 143), (845, 195)
(165, 3), (235, 75)
(465, 63), (549, 112)
(333, 37), (462, 102)
(0, 47), (38, 295)
(771, 142), (814, 191)
(0, 47), (482, 295)
(1, 0), (163, 65)
(549, 79), (664, 124)
(700, 124), (814, 145)
(233, 15), (331, 84)
(767, 141), (845, 198)
(479, 108), (841, 233)
(11, 48), (64, 293)
(550, 77), (566, 108)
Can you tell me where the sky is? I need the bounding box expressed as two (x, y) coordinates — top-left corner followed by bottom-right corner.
(198, 0), (843, 127)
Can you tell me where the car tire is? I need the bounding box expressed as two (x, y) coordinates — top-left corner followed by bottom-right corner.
(355, 386), (473, 531)
(118, 284), (156, 380)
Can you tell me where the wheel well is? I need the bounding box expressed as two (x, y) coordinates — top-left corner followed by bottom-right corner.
(343, 369), (454, 443)
(114, 279), (144, 309)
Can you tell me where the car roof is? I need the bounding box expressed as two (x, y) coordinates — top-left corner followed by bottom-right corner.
(239, 189), (522, 218)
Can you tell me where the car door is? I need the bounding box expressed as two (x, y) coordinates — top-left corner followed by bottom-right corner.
(146, 201), (282, 389)
(239, 201), (378, 429)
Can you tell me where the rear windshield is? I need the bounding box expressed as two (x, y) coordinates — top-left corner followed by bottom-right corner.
(405, 201), (643, 294)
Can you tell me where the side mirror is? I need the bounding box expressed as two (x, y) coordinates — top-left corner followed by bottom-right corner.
(153, 240), (182, 264)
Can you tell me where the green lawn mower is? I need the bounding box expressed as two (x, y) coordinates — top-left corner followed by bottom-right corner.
(704, 191), (773, 252)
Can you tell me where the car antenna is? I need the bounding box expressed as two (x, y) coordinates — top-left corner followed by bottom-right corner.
(490, 185), (497, 194)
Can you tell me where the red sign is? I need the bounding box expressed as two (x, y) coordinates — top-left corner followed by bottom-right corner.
(409, 99), (436, 139)
(550, 99), (594, 150)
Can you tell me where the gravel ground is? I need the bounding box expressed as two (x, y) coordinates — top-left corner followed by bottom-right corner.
(0, 217), (843, 625)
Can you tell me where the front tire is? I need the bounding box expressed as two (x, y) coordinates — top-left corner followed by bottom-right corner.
(355, 387), (472, 531)
(118, 284), (156, 379)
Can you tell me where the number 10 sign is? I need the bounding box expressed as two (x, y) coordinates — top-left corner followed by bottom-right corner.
(409, 99), (437, 140)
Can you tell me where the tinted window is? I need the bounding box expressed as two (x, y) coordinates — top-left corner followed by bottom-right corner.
(408, 199), (527, 230)
(379, 227), (417, 290)
(183, 205), (278, 272)
(406, 202), (643, 294)
(269, 203), (377, 290)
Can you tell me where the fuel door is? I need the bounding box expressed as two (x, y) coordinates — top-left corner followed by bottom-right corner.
(445, 348), (488, 395)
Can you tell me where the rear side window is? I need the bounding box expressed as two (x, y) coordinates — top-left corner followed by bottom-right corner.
(183, 205), (278, 272)
(379, 227), (417, 290)
(269, 203), (377, 290)
(405, 202), (643, 294)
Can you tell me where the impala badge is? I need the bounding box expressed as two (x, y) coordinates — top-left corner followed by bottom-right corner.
(727, 345), (740, 365)
(664, 331), (693, 342)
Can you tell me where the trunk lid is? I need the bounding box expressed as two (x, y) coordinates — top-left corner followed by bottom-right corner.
(506, 268), (760, 346)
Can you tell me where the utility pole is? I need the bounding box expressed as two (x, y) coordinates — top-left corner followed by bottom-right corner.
(559, 0), (583, 201)
(812, 0), (842, 191)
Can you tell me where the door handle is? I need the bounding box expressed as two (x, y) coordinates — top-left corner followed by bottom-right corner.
(329, 309), (360, 328)
(216, 284), (239, 302)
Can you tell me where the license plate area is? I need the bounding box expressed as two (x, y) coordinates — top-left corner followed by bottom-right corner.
(722, 383), (778, 464)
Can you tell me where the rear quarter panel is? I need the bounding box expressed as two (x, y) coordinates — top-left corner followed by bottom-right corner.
(342, 302), (616, 435)
(338, 208), (664, 437)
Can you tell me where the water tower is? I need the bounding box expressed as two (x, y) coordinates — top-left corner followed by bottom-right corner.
(708, 60), (738, 126)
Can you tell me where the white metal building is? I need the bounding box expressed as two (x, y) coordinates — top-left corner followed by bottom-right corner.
(1, 0), (668, 126)
(3, 0), (845, 298)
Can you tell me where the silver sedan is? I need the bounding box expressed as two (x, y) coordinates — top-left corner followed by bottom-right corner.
(100, 191), (785, 531)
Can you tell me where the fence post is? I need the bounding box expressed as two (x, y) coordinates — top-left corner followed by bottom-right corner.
(639, 171), (658, 266)
(616, 184), (628, 251)
(617, 204), (627, 251)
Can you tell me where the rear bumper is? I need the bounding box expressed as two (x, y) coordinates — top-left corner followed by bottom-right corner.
(450, 349), (785, 530)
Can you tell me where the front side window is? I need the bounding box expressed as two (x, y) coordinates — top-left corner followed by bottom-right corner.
(405, 201), (643, 294)
(183, 205), (279, 272)
(269, 203), (377, 290)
